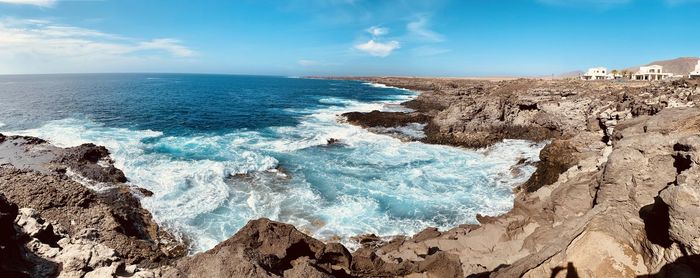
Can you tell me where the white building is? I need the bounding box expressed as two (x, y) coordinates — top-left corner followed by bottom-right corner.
(581, 67), (613, 80)
(689, 60), (700, 79)
(632, 65), (672, 81)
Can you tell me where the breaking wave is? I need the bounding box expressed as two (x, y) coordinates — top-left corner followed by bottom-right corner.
(3, 81), (545, 252)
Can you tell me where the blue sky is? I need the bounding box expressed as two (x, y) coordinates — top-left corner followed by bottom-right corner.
(0, 0), (699, 76)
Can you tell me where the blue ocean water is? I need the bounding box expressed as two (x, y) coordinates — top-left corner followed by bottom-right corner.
(0, 74), (544, 251)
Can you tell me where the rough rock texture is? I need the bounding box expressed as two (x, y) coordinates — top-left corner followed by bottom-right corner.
(164, 218), (351, 277)
(0, 193), (60, 277)
(328, 77), (700, 277)
(340, 78), (699, 148)
(15, 207), (164, 278)
(342, 110), (431, 128)
(164, 218), (464, 278)
(0, 135), (185, 272)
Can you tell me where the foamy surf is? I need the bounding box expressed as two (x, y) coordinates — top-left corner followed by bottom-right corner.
(362, 82), (413, 92)
(1, 81), (545, 253)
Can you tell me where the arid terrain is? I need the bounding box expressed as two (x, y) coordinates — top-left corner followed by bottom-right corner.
(3, 77), (700, 277)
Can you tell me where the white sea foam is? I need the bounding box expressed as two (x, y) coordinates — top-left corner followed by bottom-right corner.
(362, 82), (412, 92)
(5, 87), (545, 253)
(369, 123), (427, 140)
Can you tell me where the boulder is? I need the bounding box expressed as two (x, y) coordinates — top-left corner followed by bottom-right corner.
(165, 218), (352, 277)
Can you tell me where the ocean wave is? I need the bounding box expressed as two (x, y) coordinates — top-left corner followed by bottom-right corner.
(362, 82), (412, 92)
(318, 97), (355, 105)
(3, 89), (545, 253)
(368, 123), (427, 140)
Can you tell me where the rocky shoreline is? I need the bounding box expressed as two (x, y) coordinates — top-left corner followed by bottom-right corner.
(2, 77), (700, 277)
(334, 77), (700, 277)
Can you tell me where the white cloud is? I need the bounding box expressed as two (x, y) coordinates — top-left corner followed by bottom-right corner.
(354, 39), (399, 57)
(0, 0), (56, 7)
(0, 18), (196, 73)
(366, 26), (388, 37)
(139, 38), (195, 57)
(407, 15), (444, 42)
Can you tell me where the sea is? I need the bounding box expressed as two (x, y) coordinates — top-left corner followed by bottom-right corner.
(0, 73), (544, 252)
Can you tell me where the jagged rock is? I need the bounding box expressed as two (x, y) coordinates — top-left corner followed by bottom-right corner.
(165, 218), (352, 277)
(412, 227), (442, 243)
(14, 203), (169, 278)
(1, 193), (58, 278)
(521, 139), (579, 192)
(659, 134), (700, 256)
(330, 78), (699, 277)
(283, 257), (335, 278)
(56, 143), (127, 183)
(0, 135), (185, 268)
(342, 110), (431, 128)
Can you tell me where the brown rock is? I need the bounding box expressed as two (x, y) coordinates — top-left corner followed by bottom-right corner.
(521, 139), (579, 192)
(165, 218), (351, 277)
(0, 135), (184, 268)
(342, 110), (431, 128)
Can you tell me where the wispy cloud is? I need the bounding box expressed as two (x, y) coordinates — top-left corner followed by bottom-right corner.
(366, 26), (388, 37)
(354, 24), (400, 57)
(407, 15), (444, 42)
(0, 0), (56, 7)
(354, 39), (399, 57)
(139, 38), (195, 57)
(0, 18), (196, 73)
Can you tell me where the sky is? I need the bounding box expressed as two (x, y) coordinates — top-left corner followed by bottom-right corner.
(0, 0), (699, 76)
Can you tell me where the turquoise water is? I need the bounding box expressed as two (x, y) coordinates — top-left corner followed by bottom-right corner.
(0, 74), (543, 251)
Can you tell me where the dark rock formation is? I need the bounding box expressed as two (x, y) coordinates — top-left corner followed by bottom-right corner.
(0, 135), (185, 270)
(164, 218), (353, 277)
(521, 140), (579, 192)
(55, 143), (127, 183)
(340, 77), (698, 151)
(342, 110), (431, 128)
(165, 218), (464, 278)
(0, 193), (59, 277)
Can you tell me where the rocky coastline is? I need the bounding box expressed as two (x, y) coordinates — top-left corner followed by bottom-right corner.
(335, 77), (700, 277)
(2, 77), (700, 277)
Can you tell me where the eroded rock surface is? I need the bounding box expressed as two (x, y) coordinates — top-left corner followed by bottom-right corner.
(328, 77), (700, 277)
(0, 135), (185, 275)
(165, 218), (464, 278)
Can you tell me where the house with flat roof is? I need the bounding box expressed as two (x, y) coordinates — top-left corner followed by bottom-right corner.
(632, 65), (673, 81)
(581, 67), (613, 80)
(690, 61), (700, 79)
